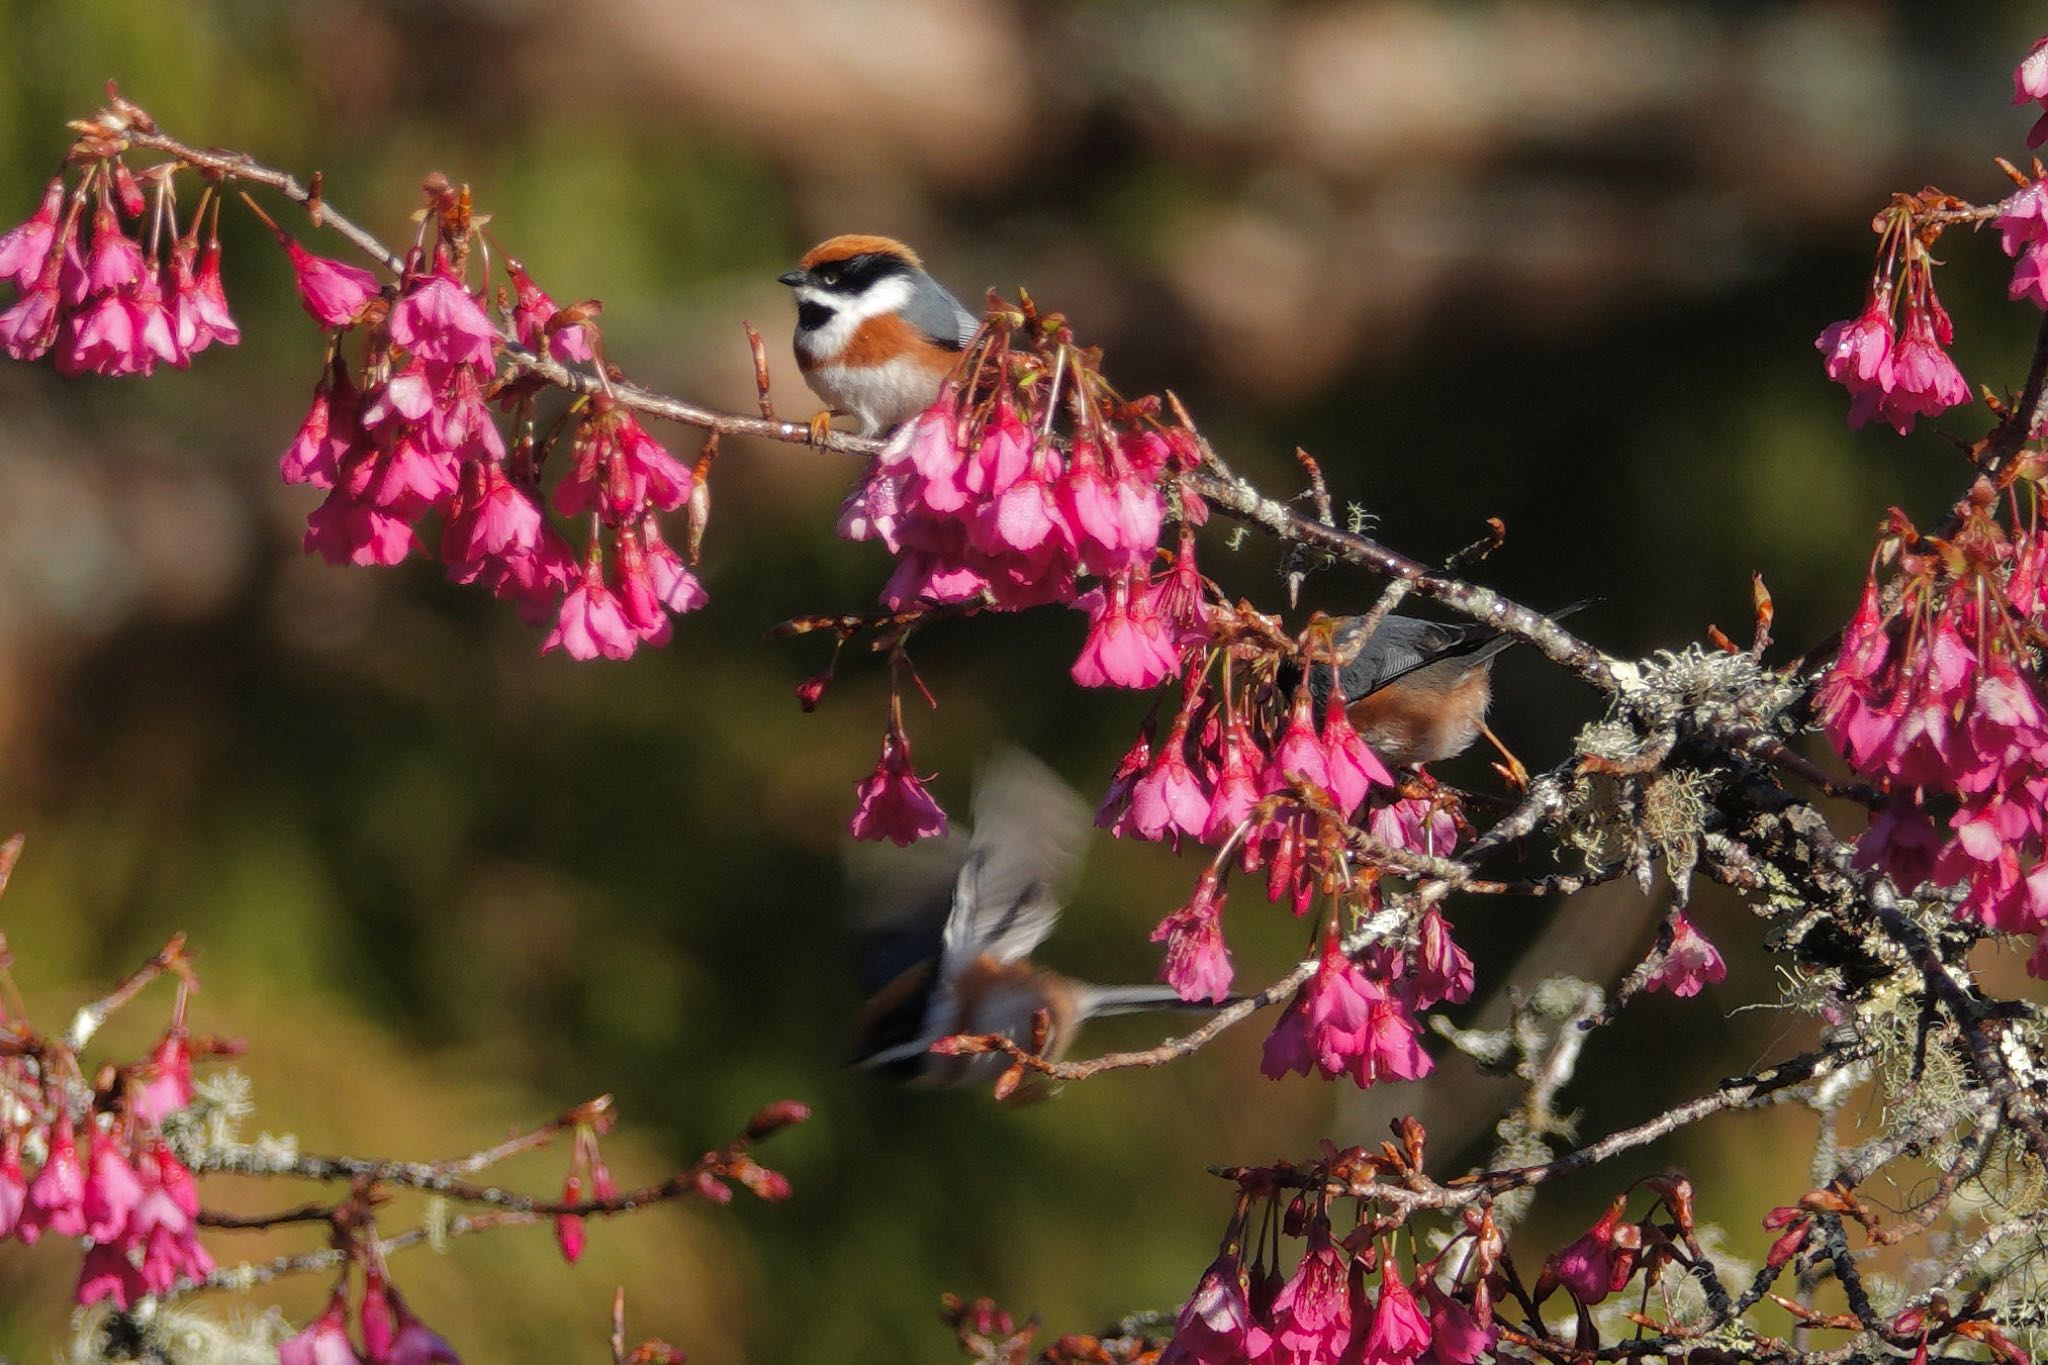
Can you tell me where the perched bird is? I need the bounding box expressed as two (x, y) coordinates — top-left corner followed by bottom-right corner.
(778, 234), (979, 439)
(847, 749), (1219, 1090)
(1312, 601), (1595, 782)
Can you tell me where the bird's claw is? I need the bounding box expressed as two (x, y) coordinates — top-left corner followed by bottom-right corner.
(808, 409), (837, 446)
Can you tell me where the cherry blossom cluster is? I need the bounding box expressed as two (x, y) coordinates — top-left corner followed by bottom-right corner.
(0, 102), (711, 664)
(0, 153), (237, 374)
(837, 301), (1197, 664)
(1158, 1138), (1498, 1365)
(281, 1268), (463, 1365)
(1818, 481), (2048, 974)
(0, 935), (215, 1310)
(1092, 610), (1475, 1085)
(260, 182), (706, 662)
(1815, 197), (1968, 436)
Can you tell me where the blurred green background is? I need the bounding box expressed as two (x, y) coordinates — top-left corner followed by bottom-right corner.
(0, 1), (2041, 1359)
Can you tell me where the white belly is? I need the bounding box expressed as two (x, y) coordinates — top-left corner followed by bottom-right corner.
(803, 356), (941, 435)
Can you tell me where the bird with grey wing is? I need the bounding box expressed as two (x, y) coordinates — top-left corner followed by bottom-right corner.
(848, 749), (1229, 1095)
(1305, 601), (1597, 783)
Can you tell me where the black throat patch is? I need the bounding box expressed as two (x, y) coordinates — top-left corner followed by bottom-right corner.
(796, 300), (836, 333)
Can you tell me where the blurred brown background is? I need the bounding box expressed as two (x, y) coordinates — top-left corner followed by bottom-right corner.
(0, 1), (2039, 1360)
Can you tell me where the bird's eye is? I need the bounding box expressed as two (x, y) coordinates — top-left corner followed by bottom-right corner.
(819, 270), (840, 286)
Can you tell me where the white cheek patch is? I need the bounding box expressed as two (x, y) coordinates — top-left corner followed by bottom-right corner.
(794, 274), (916, 360)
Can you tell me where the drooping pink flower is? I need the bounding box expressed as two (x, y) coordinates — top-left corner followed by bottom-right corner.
(1152, 869), (1235, 1004)
(1131, 717), (1213, 842)
(1644, 912), (1727, 998)
(442, 461), (544, 574)
(76, 1240), (149, 1309)
(1367, 796), (1459, 858)
(642, 522), (709, 615)
(361, 1273), (398, 1361)
(1163, 1247), (1258, 1365)
(2017, 34), (2048, 110)
(1322, 697), (1393, 815)
(544, 564), (640, 662)
(280, 1291), (363, 1365)
(303, 487), (419, 567)
(1879, 307), (1970, 435)
(1266, 694), (1332, 795)
(18, 1115), (87, 1243)
(1547, 1206), (1624, 1305)
(84, 198), (143, 294)
(191, 237), (239, 347)
(1417, 1280), (1492, 1365)
(0, 177), (66, 289)
(0, 275), (60, 360)
(505, 259), (593, 362)
(849, 728), (949, 845)
(1852, 793), (1943, 896)
(0, 1136), (26, 1239)
(1407, 908), (1474, 1010)
(1262, 938), (1374, 1083)
(385, 1293), (464, 1365)
(1202, 721), (1265, 845)
(1267, 1223), (1351, 1365)
(280, 236), (382, 329)
(1348, 1260), (1432, 1365)
(1816, 296), (1895, 431)
(388, 257), (496, 372)
(82, 1127), (143, 1242)
(1072, 573), (1182, 689)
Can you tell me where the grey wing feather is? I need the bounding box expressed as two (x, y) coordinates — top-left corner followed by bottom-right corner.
(937, 749), (1089, 978)
(1333, 615), (1500, 702)
(902, 274), (981, 352)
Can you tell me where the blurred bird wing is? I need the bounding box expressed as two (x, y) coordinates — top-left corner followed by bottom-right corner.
(900, 272), (981, 352)
(938, 749), (1090, 979)
(845, 831), (966, 997)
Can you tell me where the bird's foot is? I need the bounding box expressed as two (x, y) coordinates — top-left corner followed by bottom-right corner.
(808, 409), (839, 446)
(1482, 724), (1530, 792)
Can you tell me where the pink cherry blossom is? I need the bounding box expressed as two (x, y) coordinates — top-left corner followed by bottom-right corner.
(1349, 1260), (1432, 1365)
(1202, 721), (1265, 845)
(0, 1136), (25, 1239)
(280, 1292), (362, 1365)
(2018, 35), (2048, 108)
(1548, 1207), (1623, 1305)
(0, 176), (65, 288)
(1072, 573), (1181, 689)
(506, 259), (593, 362)
(1163, 1248), (1258, 1365)
(76, 1240), (149, 1309)
(388, 257), (496, 372)
(281, 236), (382, 329)
(303, 487), (419, 567)
(1417, 1280), (1493, 1365)
(18, 1115), (87, 1243)
(1152, 870), (1235, 1004)
(0, 277), (60, 360)
(82, 1128), (143, 1242)
(1644, 911), (1727, 998)
(1265, 695), (1332, 795)
(849, 729), (949, 845)
(1322, 698), (1393, 815)
(1816, 297), (1895, 431)
(1879, 309), (1970, 435)
(1267, 1224), (1350, 1365)
(84, 199), (143, 293)
(1131, 718), (1212, 842)
(544, 567), (640, 662)
(1407, 908), (1475, 1010)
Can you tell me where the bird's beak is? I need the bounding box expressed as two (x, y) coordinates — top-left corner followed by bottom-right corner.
(776, 269), (807, 287)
